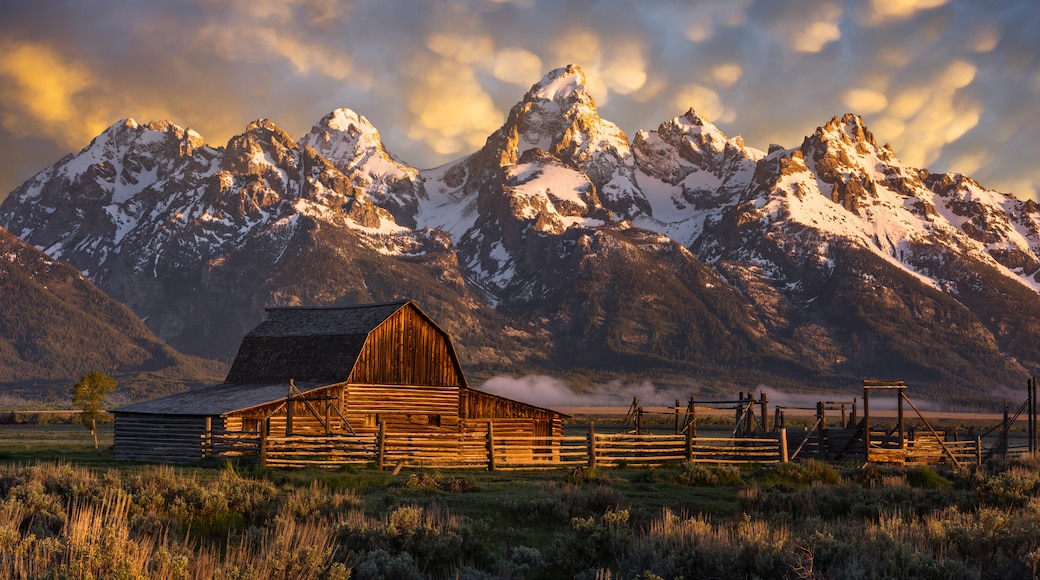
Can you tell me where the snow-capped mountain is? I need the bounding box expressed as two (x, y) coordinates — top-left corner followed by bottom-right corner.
(3, 65), (1040, 401)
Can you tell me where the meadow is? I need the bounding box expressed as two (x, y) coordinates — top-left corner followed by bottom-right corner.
(2, 423), (1040, 579)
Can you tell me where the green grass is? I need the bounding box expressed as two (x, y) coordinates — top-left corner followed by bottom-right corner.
(0, 422), (114, 465)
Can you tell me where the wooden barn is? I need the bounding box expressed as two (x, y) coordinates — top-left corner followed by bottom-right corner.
(113, 301), (567, 464)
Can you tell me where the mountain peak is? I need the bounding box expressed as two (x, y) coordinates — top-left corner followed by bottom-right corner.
(300, 107), (407, 175)
(319, 108), (374, 134)
(528, 64), (587, 102)
(679, 108), (712, 127)
(818, 113), (879, 148)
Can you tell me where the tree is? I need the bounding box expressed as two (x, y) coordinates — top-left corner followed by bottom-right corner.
(72, 371), (116, 451)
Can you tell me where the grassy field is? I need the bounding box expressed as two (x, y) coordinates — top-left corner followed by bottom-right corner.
(2, 422), (1040, 579)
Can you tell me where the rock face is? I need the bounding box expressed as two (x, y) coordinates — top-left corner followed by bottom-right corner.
(4, 65), (1040, 401)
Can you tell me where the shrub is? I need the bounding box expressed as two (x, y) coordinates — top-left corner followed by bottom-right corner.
(546, 508), (633, 575)
(979, 467), (1040, 508)
(678, 463), (744, 487)
(906, 466), (953, 490)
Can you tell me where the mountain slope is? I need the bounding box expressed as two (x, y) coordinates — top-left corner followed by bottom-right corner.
(0, 226), (222, 400)
(3, 66), (1040, 403)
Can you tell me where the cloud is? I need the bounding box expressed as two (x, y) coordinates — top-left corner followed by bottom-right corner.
(403, 58), (504, 156)
(970, 27), (1001, 53)
(0, 41), (119, 150)
(426, 33), (496, 66)
(792, 19), (843, 53)
(548, 28), (610, 104)
(763, 1), (843, 53)
(479, 375), (685, 407)
(602, 44), (648, 95)
(843, 88), (889, 114)
(940, 60), (977, 89)
(672, 84), (731, 124)
(493, 49), (544, 85)
(711, 63), (743, 87)
(0, 0), (1037, 206)
(681, 0), (752, 43)
(865, 0), (949, 24)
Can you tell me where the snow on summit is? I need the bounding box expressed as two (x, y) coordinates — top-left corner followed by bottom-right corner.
(529, 65), (586, 102)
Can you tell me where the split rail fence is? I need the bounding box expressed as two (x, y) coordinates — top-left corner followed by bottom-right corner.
(210, 423), (790, 470)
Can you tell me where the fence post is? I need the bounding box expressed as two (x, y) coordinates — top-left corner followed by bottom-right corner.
(863, 385), (871, 460)
(898, 392), (906, 450)
(1027, 380), (1035, 457)
(588, 421), (597, 468)
(689, 398), (697, 438)
(486, 421), (496, 471)
(976, 435), (982, 466)
(760, 390), (768, 433)
(259, 419), (268, 467)
(203, 416), (212, 458)
(779, 428), (789, 463)
(675, 399), (680, 435)
(377, 422), (386, 471)
(1002, 401), (1010, 463)
(685, 426), (693, 461)
(816, 402), (826, 460)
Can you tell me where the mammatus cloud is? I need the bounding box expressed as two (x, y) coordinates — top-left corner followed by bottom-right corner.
(0, 0), (1036, 205)
(672, 84), (731, 124)
(682, 0), (752, 43)
(492, 49), (544, 86)
(404, 58), (504, 156)
(873, 60), (979, 170)
(710, 64), (743, 88)
(864, 0), (949, 25)
(843, 88), (888, 115)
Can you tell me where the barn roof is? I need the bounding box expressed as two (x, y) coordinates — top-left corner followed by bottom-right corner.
(113, 381), (331, 416)
(224, 301), (414, 384)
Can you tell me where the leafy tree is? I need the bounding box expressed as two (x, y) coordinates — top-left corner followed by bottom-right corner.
(72, 371), (116, 451)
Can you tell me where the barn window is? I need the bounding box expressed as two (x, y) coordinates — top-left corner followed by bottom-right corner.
(365, 414), (379, 427)
(428, 415), (441, 427)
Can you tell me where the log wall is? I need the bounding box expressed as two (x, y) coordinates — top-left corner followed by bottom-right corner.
(114, 413), (224, 463)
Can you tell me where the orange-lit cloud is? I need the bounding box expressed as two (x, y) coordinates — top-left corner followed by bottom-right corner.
(0, 42), (120, 149)
(0, 0), (1036, 205)
(711, 64), (743, 87)
(865, 0), (949, 24)
(673, 84), (733, 124)
(843, 88), (888, 114)
(493, 49), (544, 86)
(404, 58), (503, 157)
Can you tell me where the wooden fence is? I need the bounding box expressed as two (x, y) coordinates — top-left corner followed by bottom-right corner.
(209, 424), (790, 470)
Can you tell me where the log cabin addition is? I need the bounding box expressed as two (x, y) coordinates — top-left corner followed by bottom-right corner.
(113, 301), (566, 464)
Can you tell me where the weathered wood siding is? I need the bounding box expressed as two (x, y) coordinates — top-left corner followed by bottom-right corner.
(223, 384), (463, 437)
(460, 389), (563, 421)
(348, 307), (462, 387)
(114, 413), (225, 463)
(344, 383), (461, 434)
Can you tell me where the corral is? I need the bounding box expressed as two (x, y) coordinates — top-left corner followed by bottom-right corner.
(113, 301), (1040, 470)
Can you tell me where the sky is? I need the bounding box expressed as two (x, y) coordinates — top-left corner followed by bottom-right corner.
(0, 0), (1038, 203)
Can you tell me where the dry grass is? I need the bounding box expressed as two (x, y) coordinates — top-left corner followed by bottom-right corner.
(2, 459), (1040, 578)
